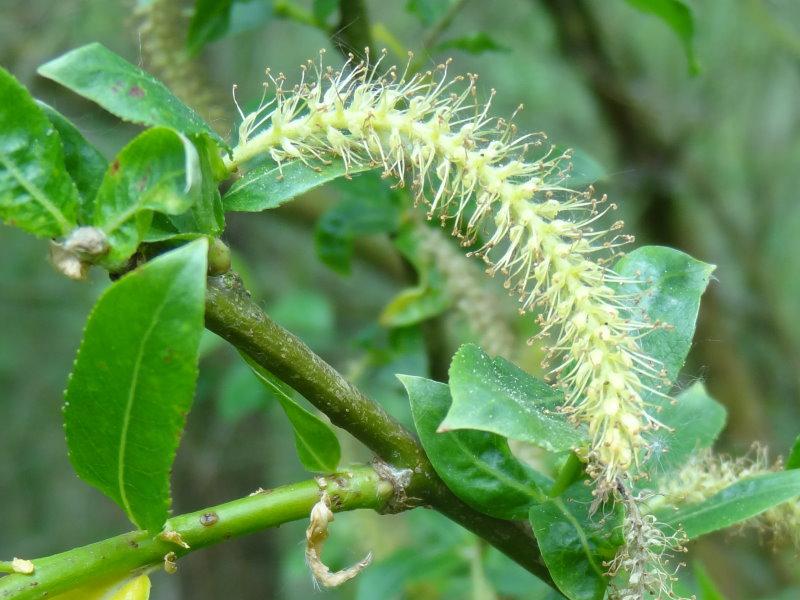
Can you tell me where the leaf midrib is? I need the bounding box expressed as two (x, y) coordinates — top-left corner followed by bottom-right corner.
(116, 277), (179, 524)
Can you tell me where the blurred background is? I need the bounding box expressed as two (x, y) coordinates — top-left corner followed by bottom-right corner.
(1, 0), (799, 598)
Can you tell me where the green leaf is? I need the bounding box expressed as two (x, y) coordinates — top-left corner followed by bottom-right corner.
(64, 239), (208, 531)
(93, 127), (201, 268)
(615, 246), (715, 401)
(641, 382), (727, 479)
(244, 354), (341, 472)
(786, 435), (800, 470)
(0, 67), (78, 237)
(223, 158), (371, 212)
(657, 469), (800, 540)
(38, 43), (224, 146)
(624, 0), (699, 74)
(187, 0), (234, 54)
(529, 481), (621, 600)
(402, 375), (548, 520)
(36, 101), (108, 223)
(441, 344), (586, 454)
(436, 32), (510, 55)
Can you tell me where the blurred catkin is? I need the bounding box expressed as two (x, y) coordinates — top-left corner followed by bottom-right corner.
(135, 0), (227, 131)
(416, 225), (516, 360)
(657, 447), (800, 550)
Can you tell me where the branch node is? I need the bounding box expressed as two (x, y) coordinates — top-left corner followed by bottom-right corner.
(371, 457), (414, 513)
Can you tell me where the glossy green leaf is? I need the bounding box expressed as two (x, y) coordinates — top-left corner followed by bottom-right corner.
(615, 246), (714, 402)
(187, 0), (234, 54)
(786, 435), (800, 470)
(223, 158), (371, 212)
(36, 101), (107, 223)
(38, 43), (224, 146)
(657, 470), (800, 539)
(624, 0), (699, 74)
(640, 382), (727, 479)
(529, 481), (622, 600)
(0, 67), (78, 237)
(244, 354), (341, 472)
(64, 239), (208, 531)
(92, 127), (201, 268)
(436, 32), (510, 54)
(402, 374), (548, 520)
(441, 344), (586, 453)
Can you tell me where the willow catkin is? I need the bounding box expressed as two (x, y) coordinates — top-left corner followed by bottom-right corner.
(225, 50), (671, 486)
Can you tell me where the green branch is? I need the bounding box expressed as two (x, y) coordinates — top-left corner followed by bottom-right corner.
(204, 272), (555, 586)
(0, 467), (392, 600)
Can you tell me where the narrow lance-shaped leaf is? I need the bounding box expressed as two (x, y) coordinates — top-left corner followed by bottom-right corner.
(36, 100), (108, 223)
(656, 469), (800, 540)
(223, 158), (371, 212)
(92, 127), (201, 268)
(0, 66), (78, 237)
(64, 239), (208, 531)
(243, 354), (341, 473)
(402, 374), (549, 520)
(441, 343), (586, 453)
(38, 43), (225, 146)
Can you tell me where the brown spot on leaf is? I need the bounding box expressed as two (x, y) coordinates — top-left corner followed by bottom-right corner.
(110, 159), (120, 175)
(129, 85), (146, 98)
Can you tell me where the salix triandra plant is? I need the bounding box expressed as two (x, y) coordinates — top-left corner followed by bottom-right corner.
(1, 37), (799, 600)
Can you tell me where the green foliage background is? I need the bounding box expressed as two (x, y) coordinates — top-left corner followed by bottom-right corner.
(1, 0), (799, 598)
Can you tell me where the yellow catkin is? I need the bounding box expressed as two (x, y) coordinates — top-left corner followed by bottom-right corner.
(226, 51), (669, 484)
